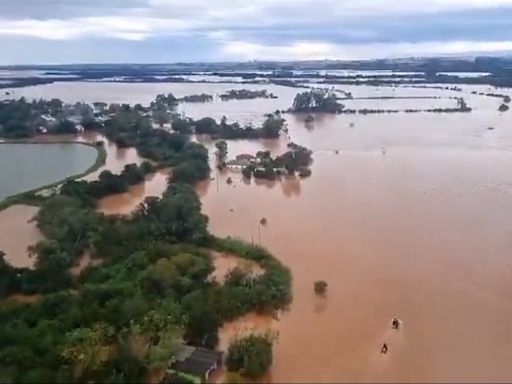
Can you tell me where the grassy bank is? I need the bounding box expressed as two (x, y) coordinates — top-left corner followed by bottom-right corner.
(0, 141), (107, 211)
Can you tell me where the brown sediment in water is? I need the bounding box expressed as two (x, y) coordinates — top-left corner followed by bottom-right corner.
(0, 205), (42, 268)
(209, 250), (264, 283)
(77, 131), (147, 181)
(200, 110), (512, 382)
(97, 168), (170, 215)
(69, 251), (103, 277)
(4, 84), (512, 382)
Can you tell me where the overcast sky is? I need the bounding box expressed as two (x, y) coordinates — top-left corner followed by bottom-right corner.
(1, 0), (512, 64)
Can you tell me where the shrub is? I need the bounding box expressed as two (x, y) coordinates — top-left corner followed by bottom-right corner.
(314, 280), (328, 296)
(226, 334), (274, 378)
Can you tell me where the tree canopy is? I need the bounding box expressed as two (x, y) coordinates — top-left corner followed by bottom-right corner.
(226, 334), (275, 378)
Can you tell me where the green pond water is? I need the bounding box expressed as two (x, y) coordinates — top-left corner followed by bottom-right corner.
(0, 143), (97, 201)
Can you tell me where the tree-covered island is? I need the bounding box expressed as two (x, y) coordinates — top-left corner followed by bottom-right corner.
(0, 94), (292, 383)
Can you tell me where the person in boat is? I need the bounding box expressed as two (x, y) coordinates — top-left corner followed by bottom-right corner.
(381, 343), (388, 354)
(392, 317), (401, 330)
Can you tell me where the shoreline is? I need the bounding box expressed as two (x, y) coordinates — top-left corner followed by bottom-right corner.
(0, 140), (107, 211)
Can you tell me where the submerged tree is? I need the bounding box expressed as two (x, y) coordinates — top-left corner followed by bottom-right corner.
(215, 140), (228, 169)
(291, 88), (343, 113)
(314, 280), (328, 296)
(226, 333), (275, 378)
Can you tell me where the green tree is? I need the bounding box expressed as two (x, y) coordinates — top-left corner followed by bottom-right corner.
(172, 117), (193, 134)
(261, 114), (284, 138)
(1, 120), (31, 138)
(194, 117), (218, 134)
(0, 251), (21, 297)
(215, 140), (228, 160)
(152, 108), (171, 127)
(225, 334), (274, 378)
(53, 119), (77, 134)
(61, 323), (115, 381)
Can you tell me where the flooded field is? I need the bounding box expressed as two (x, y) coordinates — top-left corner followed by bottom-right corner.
(209, 250), (264, 284)
(1, 82), (302, 125)
(2, 81), (512, 381)
(97, 168), (170, 215)
(0, 205), (42, 268)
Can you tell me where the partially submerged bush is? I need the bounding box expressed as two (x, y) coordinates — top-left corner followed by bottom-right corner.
(314, 280), (328, 296)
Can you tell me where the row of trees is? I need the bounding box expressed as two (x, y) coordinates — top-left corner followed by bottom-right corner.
(60, 162), (155, 204)
(1, 93), (287, 143)
(219, 89), (277, 101)
(291, 88), (344, 113)
(171, 113), (285, 139)
(0, 98), (84, 138)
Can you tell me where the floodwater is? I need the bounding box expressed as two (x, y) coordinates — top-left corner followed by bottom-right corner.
(209, 250), (264, 283)
(97, 168), (170, 215)
(0, 205), (42, 268)
(0, 142), (97, 201)
(0, 82), (302, 125)
(199, 95), (512, 381)
(3, 82), (512, 381)
(69, 251), (103, 277)
(0, 131), (150, 268)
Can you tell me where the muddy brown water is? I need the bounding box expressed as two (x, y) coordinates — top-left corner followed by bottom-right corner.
(2, 83), (512, 381)
(209, 250), (264, 284)
(97, 168), (170, 215)
(0, 205), (42, 268)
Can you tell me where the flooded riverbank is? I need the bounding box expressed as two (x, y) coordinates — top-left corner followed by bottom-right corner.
(2, 82), (512, 381)
(97, 168), (170, 215)
(0, 205), (42, 268)
(204, 146), (512, 382)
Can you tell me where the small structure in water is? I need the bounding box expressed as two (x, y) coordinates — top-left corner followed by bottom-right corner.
(167, 346), (223, 383)
(381, 343), (388, 354)
(305, 114), (315, 123)
(392, 317), (402, 330)
(226, 159), (251, 171)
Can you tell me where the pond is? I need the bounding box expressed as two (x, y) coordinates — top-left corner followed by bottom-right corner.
(0, 142), (98, 201)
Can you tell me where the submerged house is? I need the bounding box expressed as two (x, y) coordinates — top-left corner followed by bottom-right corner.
(226, 159), (251, 170)
(235, 153), (256, 162)
(166, 346), (223, 383)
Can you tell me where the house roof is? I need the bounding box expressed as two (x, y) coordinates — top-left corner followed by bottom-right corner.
(173, 347), (223, 378)
(236, 153), (255, 161)
(227, 159), (250, 167)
